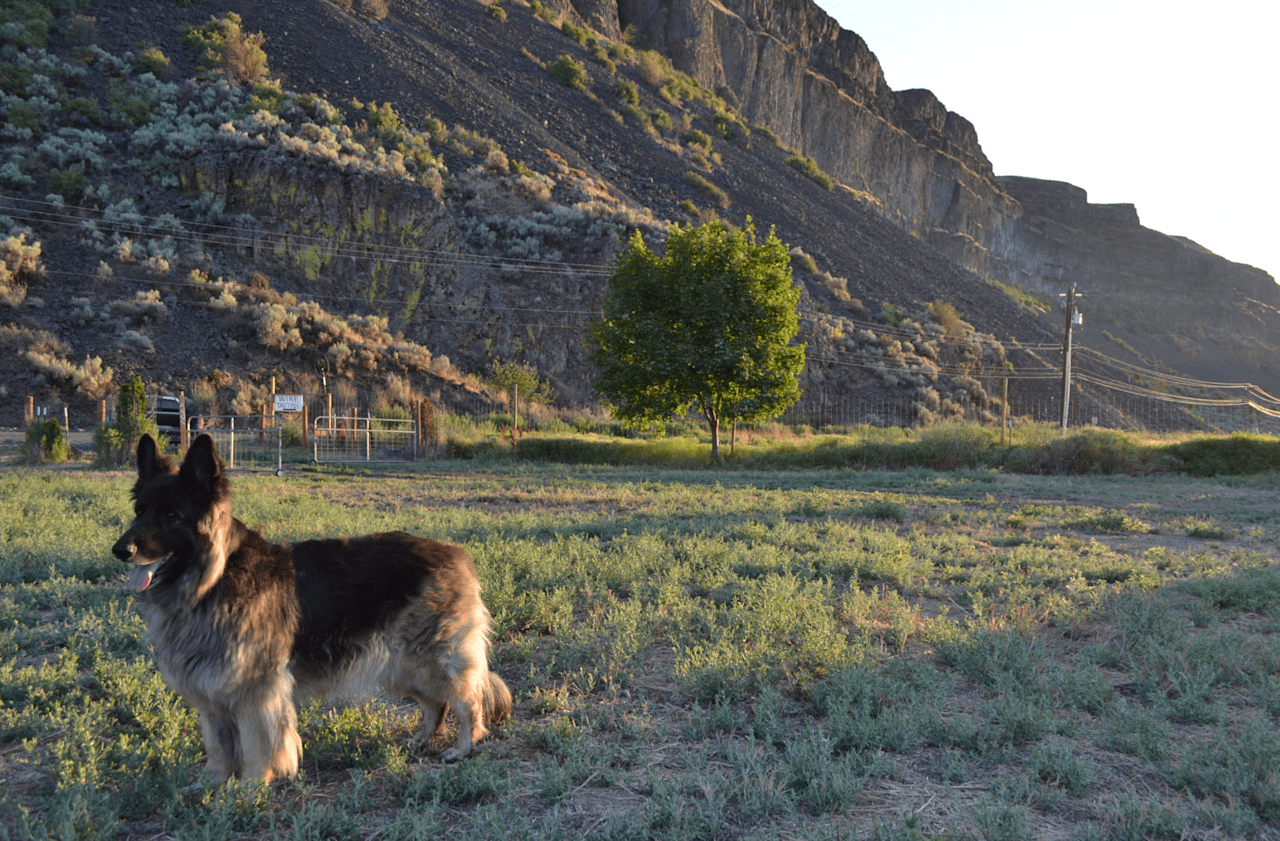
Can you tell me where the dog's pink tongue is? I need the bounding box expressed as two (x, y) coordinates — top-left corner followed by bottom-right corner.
(128, 564), (155, 592)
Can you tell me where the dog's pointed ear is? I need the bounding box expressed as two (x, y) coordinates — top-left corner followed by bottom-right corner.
(137, 434), (173, 480)
(179, 434), (226, 501)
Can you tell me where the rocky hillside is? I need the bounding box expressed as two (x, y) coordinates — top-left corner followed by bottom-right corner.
(615, 0), (1280, 395)
(1, 0), (1275, 431)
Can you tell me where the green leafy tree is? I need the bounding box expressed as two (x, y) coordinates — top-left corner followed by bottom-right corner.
(486, 359), (557, 405)
(590, 219), (805, 460)
(95, 374), (159, 465)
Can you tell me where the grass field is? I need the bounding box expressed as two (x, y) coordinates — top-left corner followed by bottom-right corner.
(3, 429), (1280, 839)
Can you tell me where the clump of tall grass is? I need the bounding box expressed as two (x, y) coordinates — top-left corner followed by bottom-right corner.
(1158, 432), (1280, 476)
(447, 421), (1256, 476)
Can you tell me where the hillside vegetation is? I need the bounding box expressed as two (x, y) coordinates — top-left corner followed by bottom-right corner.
(2, 0), (1277, 438)
(2, 0), (1068, 429)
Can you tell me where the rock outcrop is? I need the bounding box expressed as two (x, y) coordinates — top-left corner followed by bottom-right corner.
(995, 176), (1280, 393)
(614, 0), (1020, 277)
(610, 0), (1280, 390)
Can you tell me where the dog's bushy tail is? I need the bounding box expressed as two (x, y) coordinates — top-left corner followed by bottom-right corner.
(485, 671), (512, 725)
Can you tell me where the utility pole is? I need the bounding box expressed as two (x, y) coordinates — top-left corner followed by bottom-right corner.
(1059, 284), (1083, 436)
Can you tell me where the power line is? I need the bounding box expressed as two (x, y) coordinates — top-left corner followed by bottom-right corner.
(37, 266), (604, 321)
(0, 195), (616, 276)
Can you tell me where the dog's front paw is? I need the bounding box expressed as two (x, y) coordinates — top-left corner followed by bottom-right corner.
(438, 746), (470, 763)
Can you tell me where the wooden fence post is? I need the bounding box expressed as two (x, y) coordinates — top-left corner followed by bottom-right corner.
(416, 399), (424, 452)
(1001, 374), (1009, 447)
(179, 390), (188, 453)
(419, 398), (438, 454)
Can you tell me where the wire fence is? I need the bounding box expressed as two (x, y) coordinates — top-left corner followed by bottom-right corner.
(775, 388), (1280, 436)
(312, 415), (418, 463)
(23, 363), (1280, 471)
(190, 415), (283, 474)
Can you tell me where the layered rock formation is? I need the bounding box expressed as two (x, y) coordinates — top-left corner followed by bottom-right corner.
(603, 0), (1279, 390)
(611, 0), (1020, 276)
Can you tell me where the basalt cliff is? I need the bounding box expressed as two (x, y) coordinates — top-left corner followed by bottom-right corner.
(613, 0), (1279, 389)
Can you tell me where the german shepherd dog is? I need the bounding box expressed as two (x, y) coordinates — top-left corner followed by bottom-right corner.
(112, 433), (511, 783)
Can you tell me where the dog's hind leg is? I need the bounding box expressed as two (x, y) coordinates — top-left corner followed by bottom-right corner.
(236, 671), (302, 783)
(437, 684), (482, 763)
(391, 662), (484, 761)
(409, 699), (449, 748)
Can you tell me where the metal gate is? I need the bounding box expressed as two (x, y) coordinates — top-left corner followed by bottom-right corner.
(192, 415), (283, 474)
(313, 415), (417, 463)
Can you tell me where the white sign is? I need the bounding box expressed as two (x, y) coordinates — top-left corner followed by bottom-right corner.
(274, 394), (304, 413)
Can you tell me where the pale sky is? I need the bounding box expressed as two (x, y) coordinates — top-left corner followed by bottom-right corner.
(820, 0), (1276, 283)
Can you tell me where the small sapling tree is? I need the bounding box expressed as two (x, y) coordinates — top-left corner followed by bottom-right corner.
(590, 218), (805, 460)
(486, 359), (557, 405)
(94, 374), (160, 465)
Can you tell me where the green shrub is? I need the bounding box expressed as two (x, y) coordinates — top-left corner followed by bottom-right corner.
(650, 108), (674, 133)
(487, 4), (507, 21)
(48, 164), (89, 202)
(134, 46), (171, 77)
(753, 124), (781, 146)
(106, 79), (153, 127)
(183, 12), (269, 84)
(560, 21), (590, 45)
(684, 171), (728, 208)
(1042, 428), (1144, 475)
(880, 305), (904, 328)
(682, 129), (712, 151)
(713, 114), (747, 141)
(6, 101), (42, 140)
(907, 424), (998, 471)
(486, 359), (557, 405)
(856, 500), (907, 522)
(282, 417), (304, 448)
(26, 418), (70, 464)
(547, 55), (588, 91)
(64, 13), (98, 46)
(790, 249), (819, 274)
(614, 78), (639, 105)
(0, 63), (34, 97)
(927, 299), (964, 338)
(66, 96), (102, 123)
(787, 153), (833, 189)
(1159, 433), (1280, 476)
(589, 46), (616, 74)
(0, 1), (54, 49)
(636, 50), (666, 85)
(1026, 738), (1096, 795)
(250, 80), (287, 114)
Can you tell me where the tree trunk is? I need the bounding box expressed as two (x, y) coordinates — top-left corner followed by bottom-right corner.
(704, 404), (721, 461)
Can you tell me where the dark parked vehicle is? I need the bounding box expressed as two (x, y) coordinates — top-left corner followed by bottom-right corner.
(154, 396), (197, 443)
